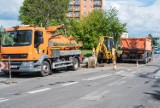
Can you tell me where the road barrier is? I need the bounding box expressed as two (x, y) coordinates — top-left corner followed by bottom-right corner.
(136, 61), (139, 67)
(0, 62), (8, 70)
(4, 57), (16, 84)
(113, 60), (117, 70)
(152, 54), (155, 62)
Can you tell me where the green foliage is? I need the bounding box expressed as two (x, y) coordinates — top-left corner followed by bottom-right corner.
(148, 34), (153, 39)
(66, 8), (127, 49)
(81, 50), (92, 57)
(0, 26), (5, 45)
(19, 0), (70, 27)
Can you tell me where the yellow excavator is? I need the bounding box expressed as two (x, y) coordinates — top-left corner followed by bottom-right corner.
(96, 36), (117, 63)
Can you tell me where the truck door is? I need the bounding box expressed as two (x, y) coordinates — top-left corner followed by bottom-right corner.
(32, 30), (44, 60)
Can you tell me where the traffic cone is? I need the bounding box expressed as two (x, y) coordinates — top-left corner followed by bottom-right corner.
(152, 55), (155, 62)
(113, 60), (117, 70)
(136, 61), (139, 67)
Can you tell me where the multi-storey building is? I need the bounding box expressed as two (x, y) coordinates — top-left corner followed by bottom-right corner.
(67, 0), (103, 19)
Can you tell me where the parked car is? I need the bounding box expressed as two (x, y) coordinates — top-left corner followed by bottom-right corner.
(154, 48), (160, 54)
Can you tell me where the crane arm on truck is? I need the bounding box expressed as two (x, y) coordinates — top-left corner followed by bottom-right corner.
(46, 24), (64, 32)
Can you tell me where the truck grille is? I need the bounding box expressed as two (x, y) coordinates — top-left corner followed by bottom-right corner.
(2, 54), (28, 59)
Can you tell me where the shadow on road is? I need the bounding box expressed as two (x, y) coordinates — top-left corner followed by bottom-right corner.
(138, 67), (160, 79)
(144, 91), (160, 101)
(146, 64), (160, 67)
(0, 68), (70, 79)
(152, 79), (160, 88)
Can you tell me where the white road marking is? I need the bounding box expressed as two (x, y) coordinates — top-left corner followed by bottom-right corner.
(81, 90), (109, 101)
(62, 82), (79, 87)
(115, 71), (124, 74)
(115, 71), (137, 77)
(126, 69), (132, 71)
(0, 98), (9, 103)
(83, 74), (112, 81)
(28, 88), (51, 94)
(107, 81), (126, 86)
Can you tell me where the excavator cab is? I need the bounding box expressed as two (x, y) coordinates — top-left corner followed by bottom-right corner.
(96, 36), (116, 63)
(103, 37), (114, 51)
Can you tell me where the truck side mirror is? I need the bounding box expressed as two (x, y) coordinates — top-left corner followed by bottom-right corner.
(37, 31), (43, 37)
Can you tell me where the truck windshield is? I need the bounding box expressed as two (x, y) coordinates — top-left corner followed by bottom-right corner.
(2, 30), (32, 46)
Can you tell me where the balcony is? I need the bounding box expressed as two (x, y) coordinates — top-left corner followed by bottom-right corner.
(67, 15), (74, 18)
(94, 2), (102, 6)
(74, 13), (80, 17)
(66, 12), (73, 17)
(69, 1), (74, 5)
(94, 7), (101, 10)
(68, 8), (73, 11)
(94, 0), (102, 1)
(74, 8), (80, 11)
(74, 2), (80, 5)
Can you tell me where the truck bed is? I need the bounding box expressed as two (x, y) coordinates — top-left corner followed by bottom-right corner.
(120, 38), (152, 52)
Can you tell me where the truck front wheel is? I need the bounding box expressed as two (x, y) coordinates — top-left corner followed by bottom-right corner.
(39, 61), (51, 77)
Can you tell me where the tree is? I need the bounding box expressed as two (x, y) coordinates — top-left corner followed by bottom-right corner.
(106, 8), (127, 46)
(19, 0), (70, 27)
(66, 8), (127, 49)
(148, 34), (153, 39)
(0, 26), (5, 45)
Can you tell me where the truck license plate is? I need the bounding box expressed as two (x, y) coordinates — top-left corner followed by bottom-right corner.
(10, 65), (18, 69)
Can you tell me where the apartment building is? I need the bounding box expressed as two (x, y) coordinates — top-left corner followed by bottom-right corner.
(67, 0), (103, 19)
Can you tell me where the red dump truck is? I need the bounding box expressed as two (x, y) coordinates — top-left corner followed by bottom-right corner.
(120, 37), (152, 63)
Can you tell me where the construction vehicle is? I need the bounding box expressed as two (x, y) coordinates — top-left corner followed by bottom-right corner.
(0, 24), (82, 76)
(96, 36), (116, 63)
(120, 37), (152, 63)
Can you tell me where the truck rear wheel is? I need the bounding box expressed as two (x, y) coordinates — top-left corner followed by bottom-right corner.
(68, 58), (79, 71)
(39, 61), (51, 77)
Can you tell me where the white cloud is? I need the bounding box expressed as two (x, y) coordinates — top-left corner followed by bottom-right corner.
(0, 20), (21, 28)
(0, 0), (24, 28)
(104, 0), (160, 37)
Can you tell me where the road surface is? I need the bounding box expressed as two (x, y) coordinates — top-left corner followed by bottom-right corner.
(0, 54), (160, 108)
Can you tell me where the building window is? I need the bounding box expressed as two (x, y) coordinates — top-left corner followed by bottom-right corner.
(84, 0), (86, 4)
(84, 6), (86, 10)
(67, 12), (72, 16)
(94, 1), (101, 5)
(90, 0), (92, 3)
(69, 6), (73, 10)
(94, 7), (101, 10)
(75, 6), (80, 10)
(75, 0), (80, 4)
(75, 12), (80, 17)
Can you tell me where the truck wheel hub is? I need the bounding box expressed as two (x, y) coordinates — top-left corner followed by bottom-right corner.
(42, 65), (48, 72)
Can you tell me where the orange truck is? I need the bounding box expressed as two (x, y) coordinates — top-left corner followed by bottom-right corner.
(0, 24), (82, 76)
(120, 37), (152, 63)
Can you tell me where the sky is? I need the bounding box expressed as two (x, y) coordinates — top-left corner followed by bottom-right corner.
(0, 0), (160, 37)
(105, 0), (160, 37)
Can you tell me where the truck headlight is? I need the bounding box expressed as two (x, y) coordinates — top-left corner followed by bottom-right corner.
(22, 62), (34, 67)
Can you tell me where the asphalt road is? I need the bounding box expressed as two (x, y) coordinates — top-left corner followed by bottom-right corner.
(0, 55), (160, 108)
